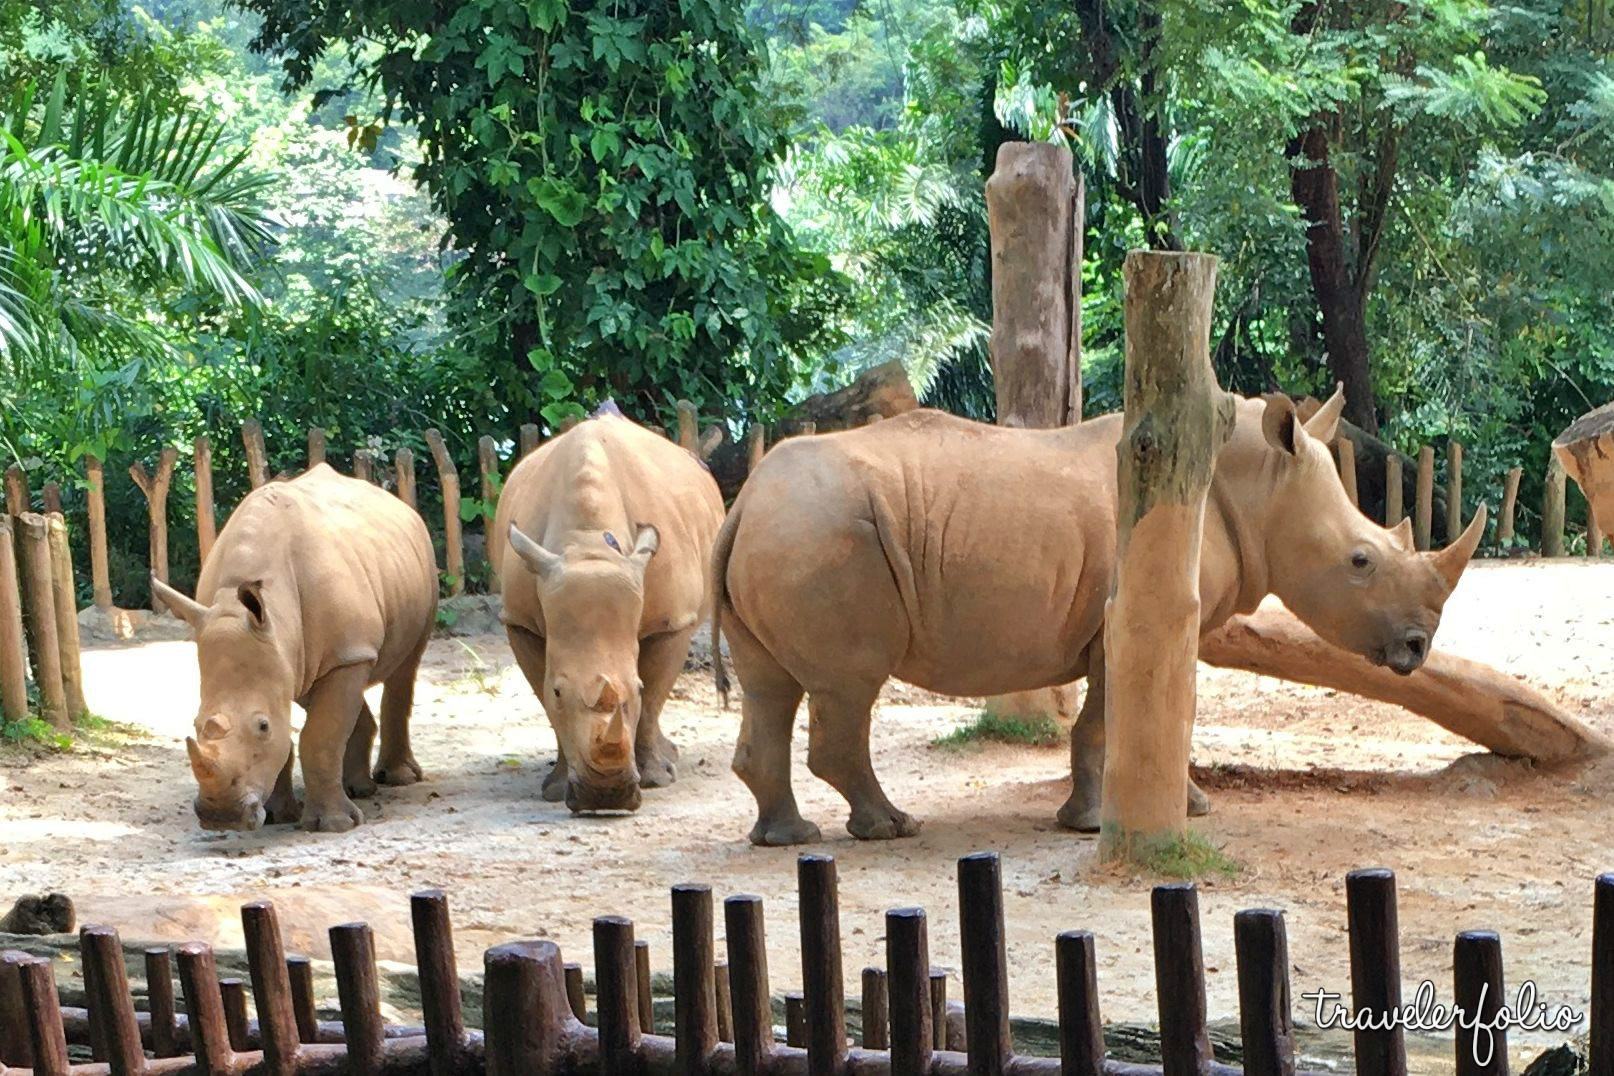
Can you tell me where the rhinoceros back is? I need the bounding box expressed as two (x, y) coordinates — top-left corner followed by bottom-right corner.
(196, 463), (438, 691)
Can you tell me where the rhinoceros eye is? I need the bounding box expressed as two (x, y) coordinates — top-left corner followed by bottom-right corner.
(1350, 551), (1372, 571)
(255, 715), (271, 735)
(604, 532), (621, 552)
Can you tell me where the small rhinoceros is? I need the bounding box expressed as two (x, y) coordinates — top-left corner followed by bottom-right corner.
(712, 389), (1487, 844)
(493, 409), (724, 814)
(152, 463), (438, 833)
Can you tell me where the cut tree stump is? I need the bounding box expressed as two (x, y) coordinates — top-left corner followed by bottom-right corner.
(1544, 456), (1567, 557)
(16, 513), (66, 729)
(981, 141), (1086, 727)
(425, 430), (464, 596)
(194, 436), (216, 567)
(308, 427), (327, 469)
(1100, 250), (1237, 859)
(4, 465), (29, 517)
(84, 456), (112, 611)
(46, 513), (86, 718)
(1199, 605), (1611, 764)
(1499, 467), (1522, 547)
(129, 449), (179, 614)
(1337, 437), (1359, 509)
(1415, 446), (1435, 551)
(242, 419), (269, 489)
(1554, 401), (1614, 538)
(0, 516), (28, 722)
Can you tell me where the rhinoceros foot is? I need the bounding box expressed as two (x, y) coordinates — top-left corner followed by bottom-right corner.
(373, 754), (423, 787)
(301, 796), (365, 833)
(1056, 799), (1101, 834)
(847, 806), (922, 841)
(636, 738), (679, 789)
(263, 790), (303, 826)
(1187, 779), (1211, 817)
(749, 816), (822, 846)
(541, 759), (568, 802)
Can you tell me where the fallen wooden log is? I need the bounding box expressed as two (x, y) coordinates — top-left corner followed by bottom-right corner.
(1198, 605), (1610, 765)
(1554, 400), (1614, 538)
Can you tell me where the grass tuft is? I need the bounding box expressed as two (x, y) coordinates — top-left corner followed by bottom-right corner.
(1102, 829), (1242, 881)
(931, 712), (1063, 751)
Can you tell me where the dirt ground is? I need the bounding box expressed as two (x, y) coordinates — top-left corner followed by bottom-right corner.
(4, 559), (1614, 1071)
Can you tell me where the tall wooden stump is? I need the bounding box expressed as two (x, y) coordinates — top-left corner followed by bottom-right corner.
(4, 466), (29, 517)
(983, 141), (1085, 725)
(83, 456), (112, 611)
(1099, 251), (1235, 861)
(1337, 437), (1359, 509)
(1414, 447), (1435, 551)
(1385, 454), (1404, 527)
(1445, 441), (1464, 549)
(1555, 401), (1614, 539)
(130, 449), (178, 613)
(1498, 467), (1522, 546)
(242, 419), (269, 488)
(1544, 456), (1567, 557)
(478, 437), (501, 596)
(308, 428), (327, 469)
(16, 514), (67, 729)
(194, 436), (217, 567)
(0, 517), (28, 722)
(395, 449), (418, 511)
(47, 515), (86, 718)
(425, 430), (464, 596)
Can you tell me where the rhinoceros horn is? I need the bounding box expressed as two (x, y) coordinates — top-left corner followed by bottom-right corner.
(586, 675), (621, 714)
(186, 736), (218, 780)
(1431, 503), (1488, 592)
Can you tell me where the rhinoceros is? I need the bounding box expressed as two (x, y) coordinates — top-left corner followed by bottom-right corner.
(711, 390), (1486, 845)
(493, 409), (725, 813)
(152, 463), (438, 833)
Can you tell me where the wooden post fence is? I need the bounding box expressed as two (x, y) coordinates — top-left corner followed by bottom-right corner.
(1337, 438), (1359, 509)
(243, 420), (269, 489)
(308, 428), (327, 469)
(676, 401), (699, 454)
(1499, 466), (1522, 547)
(479, 437), (501, 596)
(354, 450), (374, 484)
(16, 512), (67, 729)
(0, 515), (29, 722)
(41, 483), (61, 516)
(1545, 455), (1567, 557)
(559, 416), (580, 434)
(83, 456), (112, 611)
(129, 448), (178, 614)
(1100, 250), (1235, 861)
(748, 427), (765, 476)
(47, 513), (87, 718)
(425, 430), (464, 596)
(1446, 441), (1464, 549)
(395, 449), (418, 511)
(1385, 454), (1404, 528)
(519, 425), (540, 459)
(5, 465), (28, 517)
(1414, 446), (1434, 552)
(195, 436), (217, 567)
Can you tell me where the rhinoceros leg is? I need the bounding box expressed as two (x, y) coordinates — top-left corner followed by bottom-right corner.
(806, 686), (919, 840)
(343, 703), (379, 799)
(263, 748), (301, 825)
(507, 625), (569, 802)
(726, 612), (817, 846)
(373, 644), (425, 787)
(635, 627), (693, 788)
(299, 664), (370, 833)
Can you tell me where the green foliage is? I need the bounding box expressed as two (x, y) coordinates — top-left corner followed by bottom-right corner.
(239, 0), (849, 426)
(0, 716), (72, 751)
(931, 712), (1063, 750)
(1105, 830), (1242, 881)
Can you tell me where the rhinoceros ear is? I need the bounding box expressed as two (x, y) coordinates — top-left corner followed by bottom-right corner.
(509, 524), (563, 581)
(1260, 394), (1303, 457)
(1303, 384), (1346, 444)
(628, 524), (659, 572)
(1388, 516), (1415, 552)
(151, 574), (208, 627)
(237, 581), (268, 630)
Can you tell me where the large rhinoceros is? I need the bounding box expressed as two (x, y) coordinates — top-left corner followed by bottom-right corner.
(152, 463), (438, 833)
(712, 390), (1487, 845)
(493, 409), (725, 813)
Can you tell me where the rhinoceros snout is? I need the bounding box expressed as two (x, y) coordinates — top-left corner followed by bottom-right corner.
(1384, 629), (1430, 676)
(564, 775), (642, 815)
(193, 793), (266, 832)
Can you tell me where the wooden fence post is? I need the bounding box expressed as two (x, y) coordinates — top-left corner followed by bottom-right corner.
(129, 448), (178, 613)
(747, 426), (765, 476)
(1337, 438), (1359, 509)
(559, 416), (580, 434)
(242, 419), (269, 488)
(46, 514), (86, 718)
(1100, 250), (1235, 861)
(395, 449), (417, 511)
(354, 449), (373, 484)
(16, 513), (67, 729)
(83, 456), (112, 610)
(1385, 454), (1404, 527)
(425, 431), (464, 596)
(194, 436), (217, 567)
(308, 428), (327, 469)
(0, 517), (28, 722)
(1414, 446), (1435, 551)
(40, 483), (60, 516)
(519, 424), (541, 459)
(677, 401), (699, 454)
(4, 466), (28, 517)
(1544, 455), (1567, 557)
(1446, 441), (1464, 548)
(1498, 466), (1522, 547)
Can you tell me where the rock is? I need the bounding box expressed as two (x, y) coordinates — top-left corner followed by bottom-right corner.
(432, 594), (503, 638)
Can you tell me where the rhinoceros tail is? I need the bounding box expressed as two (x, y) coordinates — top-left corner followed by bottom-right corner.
(710, 505), (742, 709)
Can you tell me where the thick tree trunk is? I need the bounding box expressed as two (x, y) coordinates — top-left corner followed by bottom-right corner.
(982, 142), (1085, 725)
(1553, 400), (1614, 537)
(1199, 607), (1610, 764)
(1289, 126), (1379, 434)
(1100, 251), (1237, 859)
